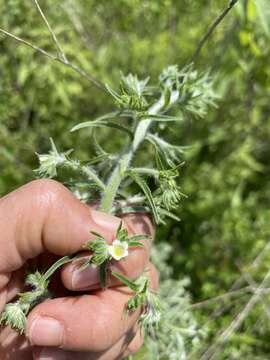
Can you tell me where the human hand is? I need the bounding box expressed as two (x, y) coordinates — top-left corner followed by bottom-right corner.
(0, 180), (158, 359)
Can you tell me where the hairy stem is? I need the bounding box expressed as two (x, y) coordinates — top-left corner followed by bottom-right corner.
(100, 92), (179, 213)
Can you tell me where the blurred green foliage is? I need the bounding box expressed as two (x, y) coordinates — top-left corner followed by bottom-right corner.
(1, 0), (270, 358)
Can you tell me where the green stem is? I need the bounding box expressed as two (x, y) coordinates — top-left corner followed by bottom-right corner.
(66, 160), (105, 190)
(81, 165), (105, 190)
(99, 151), (132, 212)
(100, 92), (179, 213)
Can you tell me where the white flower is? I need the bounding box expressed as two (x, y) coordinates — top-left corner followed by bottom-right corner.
(108, 240), (129, 261)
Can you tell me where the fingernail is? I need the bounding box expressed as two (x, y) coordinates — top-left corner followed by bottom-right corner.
(29, 317), (64, 346)
(71, 262), (99, 290)
(91, 209), (120, 232)
(37, 348), (68, 360)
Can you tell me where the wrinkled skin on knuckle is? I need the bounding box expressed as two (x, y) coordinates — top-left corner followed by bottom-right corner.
(15, 180), (68, 260)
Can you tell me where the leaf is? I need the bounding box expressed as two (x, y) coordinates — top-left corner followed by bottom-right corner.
(99, 261), (109, 289)
(158, 208), (181, 222)
(90, 231), (105, 239)
(93, 134), (108, 156)
(70, 119), (133, 138)
(87, 154), (109, 165)
(129, 234), (152, 242)
(128, 241), (145, 248)
(147, 133), (185, 167)
(49, 137), (58, 153)
(116, 220), (123, 237)
(79, 259), (92, 272)
(111, 205), (151, 216)
(111, 272), (139, 292)
(255, 0), (270, 37)
(142, 114), (183, 122)
(155, 149), (166, 171)
(161, 87), (172, 111)
(105, 84), (122, 102)
(43, 256), (72, 281)
(117, 228), (128, 241)
(127, 170), (160, 224)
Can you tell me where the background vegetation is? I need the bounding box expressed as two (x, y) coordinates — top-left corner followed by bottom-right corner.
(1, 0), (270, 358)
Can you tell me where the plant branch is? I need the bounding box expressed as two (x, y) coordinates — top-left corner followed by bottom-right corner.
(189, 0), (239, 64)
(99, 91), (179, 213)
(0, 28), (106, 91)
(33, 0), (67, 62)
(237, 266), (270, 322)
(189, 286), (270, 310)
(200, 269), (270, 360)
(208, 242), (270, 321)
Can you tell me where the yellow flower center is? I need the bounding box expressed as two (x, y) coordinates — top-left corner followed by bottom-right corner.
(113, 245), (125, 257)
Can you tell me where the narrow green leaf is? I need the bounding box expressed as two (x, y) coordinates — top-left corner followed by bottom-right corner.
(130, 167), (159, 178)
(100, 261), (109, 289)
(43, 256), (72, 281)
(142, 114), (183, 122)
(128, 241), (145, 248)
(118, 228), (128, 241)
(155, 149), (166, 171)
(93, 133), (108, 156)
(71, 120), (133, 138)
(129, 234), (152, 242)
(112, 205), (151, 216)
(79, 259), (92, 272)
(105, 84), (122, 102)
(127, 170), (160, 223)
(49, 137), (58, 153)
(87, 154), (109, 165)
(158, 208), (181, 222)
(116, 220), (123, 238)
(90, 230), (105, 239)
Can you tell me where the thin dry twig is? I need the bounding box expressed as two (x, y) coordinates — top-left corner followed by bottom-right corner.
(190, 0), (239, 64)
(209, 242), (270, 320)
(0, 28), (105, 91)
(188, 242), (270, 360)
(188, 286), (270, 310)
(199, 269), (270, 360)
(238, 267), (270, 322)
(33, 0), (67, 62)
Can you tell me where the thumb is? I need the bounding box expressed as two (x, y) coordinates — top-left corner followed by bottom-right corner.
(0, 179), (121, 290)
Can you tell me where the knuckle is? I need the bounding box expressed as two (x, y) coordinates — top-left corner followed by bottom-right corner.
(28, 179), (69, 213)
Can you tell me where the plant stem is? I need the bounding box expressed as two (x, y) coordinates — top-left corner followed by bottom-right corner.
(99, 92), (179, 213)
(0, 28), (105, 91)
(99, 150), (131, 212)
(189, 0), (239, 64)
(81, 165), (105, 190)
